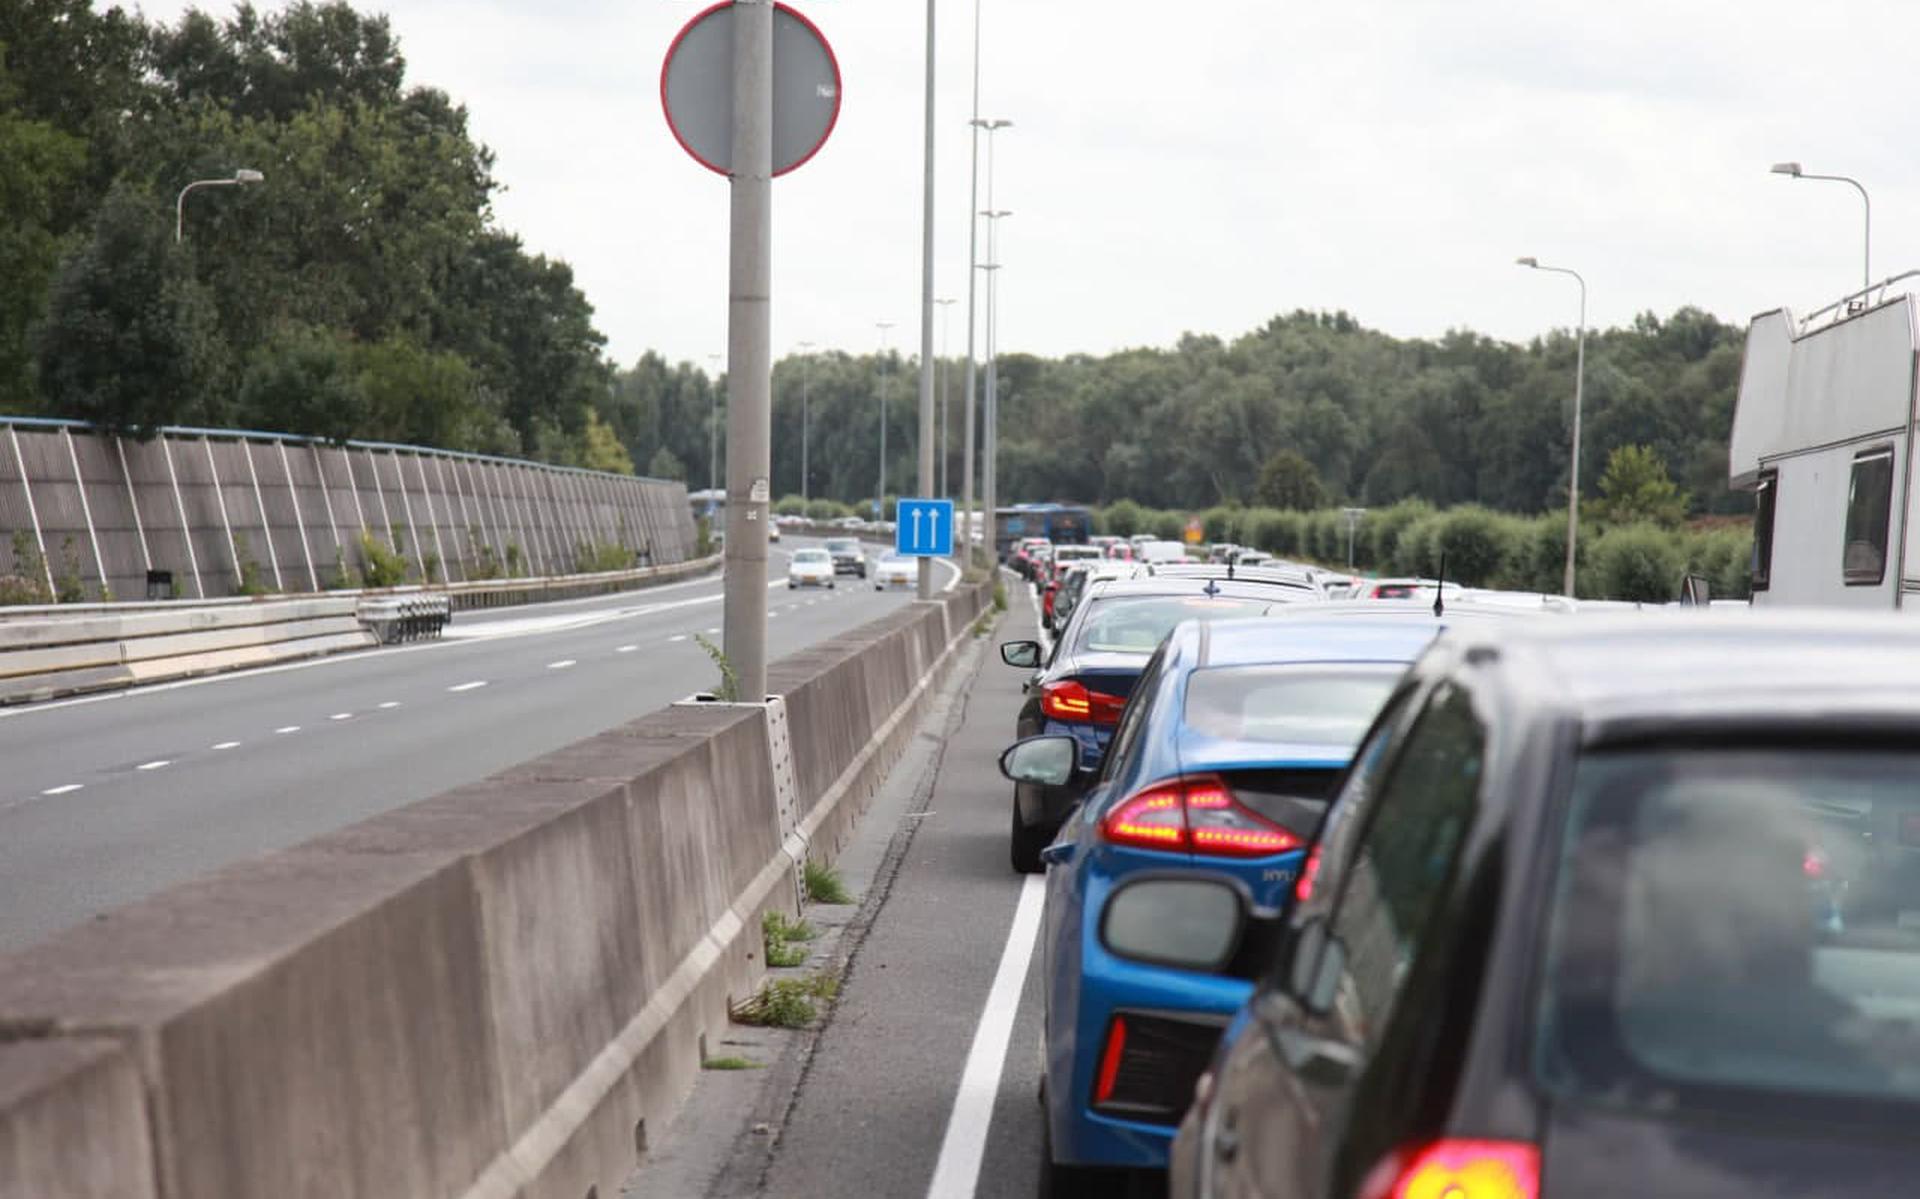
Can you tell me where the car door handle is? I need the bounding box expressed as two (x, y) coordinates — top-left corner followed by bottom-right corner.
(1274, 1025), (1360, 1086)
(1213, 1108), (1240, 1163)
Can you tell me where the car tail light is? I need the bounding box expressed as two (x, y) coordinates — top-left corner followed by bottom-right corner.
(1359, 1139), (1540, 1199)
(1101, 775), (1303, 858)
(1039, 680), (1127, 726)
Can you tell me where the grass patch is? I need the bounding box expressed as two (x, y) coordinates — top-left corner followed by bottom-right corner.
(767, 940), (808, 968)
(992, 580), (1008, 612)
(763, 909), (817, 967)
(702, 1056), (763, 1071)
(733, 973), (840, 1028)
(803, 860), (853, 905)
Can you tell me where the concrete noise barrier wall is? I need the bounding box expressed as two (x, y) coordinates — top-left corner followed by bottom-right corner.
(0, 578), (995, 1199)
(0, 418), (699, 604)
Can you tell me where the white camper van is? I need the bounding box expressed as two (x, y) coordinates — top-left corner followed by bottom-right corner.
(1730, 287), (1920, 609)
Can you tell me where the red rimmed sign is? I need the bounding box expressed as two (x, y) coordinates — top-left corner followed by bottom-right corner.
(661, 2), (842, 176)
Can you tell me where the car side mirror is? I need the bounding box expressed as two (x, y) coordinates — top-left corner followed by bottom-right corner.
(1000, 640), (1042, 669)
(998, 735), (1077, 786)
(1101, 876), (1248, 972)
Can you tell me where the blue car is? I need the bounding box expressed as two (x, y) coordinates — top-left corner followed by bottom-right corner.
(999, 615), (1446, 1193)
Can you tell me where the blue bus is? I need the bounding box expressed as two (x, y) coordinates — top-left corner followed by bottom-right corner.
(995, 503), (1093, 560)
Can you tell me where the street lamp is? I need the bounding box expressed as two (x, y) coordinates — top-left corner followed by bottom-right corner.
(175, 168), (265, 242)
(1341, 507), (1366, 570)
(972, 116), (1012, 562)
(935, 298), (956, 499)
(875, 321), (895, 522)
(1771, 161), (1872, 292)
(796, 341), (817, 503)
(1516, 256), (1587, 599)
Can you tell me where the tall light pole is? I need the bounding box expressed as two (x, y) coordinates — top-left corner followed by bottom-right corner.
(1517, 256), (1587, 599)
(959, 0), (988, 567)
(915, 0), (939, 600)
(974, 118), (1012, 562)
(175, 168), (264, 242)
(875, 321), (895, 522)
(936, 297), (957, 501)
(796, 341), (817, 502)
(1771, 161), (1872, 292)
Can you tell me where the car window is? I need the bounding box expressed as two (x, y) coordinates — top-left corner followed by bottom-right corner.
(1071, 595), (1268, 654)
(1321, 683), (1485, 1051)
(1100, 645), (1167, 784)
(1183, 664), (1402, 748)
(1843, 447), (1893, 585)
(1538, 746), (1920, 1119)
(793, 549), (828, 562)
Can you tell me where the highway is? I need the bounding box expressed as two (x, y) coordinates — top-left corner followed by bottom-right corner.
(0, 540), (948, 953)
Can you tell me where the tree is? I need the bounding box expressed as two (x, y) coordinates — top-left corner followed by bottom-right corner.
(0, 51), (86, 404)
(581, 410), (633, 474)
(1253, 449), (1329, 510)
(1594, 443), (1687, 528)
(646, 445), (686, 481)
(35, 184), (222, 433)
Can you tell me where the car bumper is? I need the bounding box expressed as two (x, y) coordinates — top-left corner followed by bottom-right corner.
(788, 574), (833, 586)
(832, 561), (865, 574)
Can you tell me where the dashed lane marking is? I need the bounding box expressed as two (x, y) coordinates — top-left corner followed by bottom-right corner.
(548, 659), (577, 670)
(330, 712), (353, 721)
(212, 741), (241, 750)
(40, 784), (82, 796)
(135, 759), (170, 772)
(616, 644), (639, 654)
(274, 725), (300, 735)
(447, 681), (487, 693)
(377, 702), (400, 710)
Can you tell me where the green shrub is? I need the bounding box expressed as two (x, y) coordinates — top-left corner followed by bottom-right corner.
(1201, 506), (1238, 545)
(358, 529), (409, 587)
(506, 542), (525, 577)
(1684, 525), (1754, 600)
(1149, 509), (1186, 541)
(7, 531), (48, 604)
(1365, 500), (1433, 572)
(54, 536), (88, 602)
(1102, 499), (1145, 537)
(1390, 512), (1443, 577)
(805, 498), (848, 523)
(326, 546), (361, 590)
(1591, 523), (1686, 602)
(231, 532), (267, 597)
(577, 540), (637, 573)
(732, 973), (839, 1028)
(803, 860), (852, 904)
(695, 632), (740, 702)
(1305, 509), (1342, 563)
(695, 516), (714, 558)
(774, 494), (809, 517)
(423, 551), (441, 584)
(1432, 506), (1515, 588)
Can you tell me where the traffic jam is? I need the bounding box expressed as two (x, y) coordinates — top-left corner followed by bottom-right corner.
(982, 298), (1920, 1199)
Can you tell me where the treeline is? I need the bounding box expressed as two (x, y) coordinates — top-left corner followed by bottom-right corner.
(3, 1), (625, 468)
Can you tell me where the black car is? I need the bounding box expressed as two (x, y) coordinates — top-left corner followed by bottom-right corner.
(999, 576), (1321, 872)
(824, 537), (868, 578)
(1171, 611), (1920, 1199)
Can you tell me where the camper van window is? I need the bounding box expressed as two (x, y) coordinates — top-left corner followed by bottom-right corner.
(1842, 448), (1894, 586)
(1750, 471), (1777, 591)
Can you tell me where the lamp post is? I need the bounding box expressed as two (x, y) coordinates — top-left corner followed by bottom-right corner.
(1772, 162), (1871, 291)
(980, 208), (1010, 563)
(875, 320), (895, 522)
(175, 169), (264, 242)
(936, 298), (956, 500)
(1341, 507), (1366, 570)
(1516, 256), (1587, 598)
(965, 116), (1012, 563)
(796, 341), (817, 503)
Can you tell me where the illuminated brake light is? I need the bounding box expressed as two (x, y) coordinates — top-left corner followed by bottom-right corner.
(1360, 1139), (1540, 1199)
(1092, 1016), (1129, 1105)
(1295, 844), (1324, 903)
(1101, 775), (1302, 858)
(1039, 679), (1127, 726)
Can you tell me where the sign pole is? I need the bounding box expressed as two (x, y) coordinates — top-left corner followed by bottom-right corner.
(725, 0), (773, 702)
(916, 0), (938, 600)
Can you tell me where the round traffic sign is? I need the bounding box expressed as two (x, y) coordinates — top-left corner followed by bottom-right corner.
(661, 2), (842, 177)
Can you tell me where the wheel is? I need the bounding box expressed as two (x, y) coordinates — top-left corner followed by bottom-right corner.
(788, 582), (796, 590)
(828, 581), (836, 589)
(875, 582), (883, 591)
(1011, 800), (1050, 874)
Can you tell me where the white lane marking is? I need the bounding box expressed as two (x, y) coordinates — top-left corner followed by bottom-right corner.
(40, 783), (83, 796)
(704, 627), (720, 635)
(547, 659), (577, 670)
(212, 740), (241, 750)
(769, 611), (780, 619)
(330, 712), (353, 721)
(135, 759), (170, 772)
(669, 634), (689, 643)
(447, 680), (487, 693)
(616, 644), (639, 654)
(377, 701), (400, 710)
(924, 875), (1047, 1199)
(275, 725), (300, 735)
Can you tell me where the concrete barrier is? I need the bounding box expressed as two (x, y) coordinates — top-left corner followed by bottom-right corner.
(0, 578), (994, 1199)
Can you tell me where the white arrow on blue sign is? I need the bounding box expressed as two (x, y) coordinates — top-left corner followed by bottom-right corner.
(894, 498), (955, 557)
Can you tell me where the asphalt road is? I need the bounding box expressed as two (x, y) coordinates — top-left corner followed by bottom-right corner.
(737, 583), (1057, 1198)
(0, 540), (948, 953)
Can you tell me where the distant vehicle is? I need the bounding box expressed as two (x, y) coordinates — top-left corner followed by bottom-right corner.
(1138, 539), (1189, 565)
(1731, 289), (1920, 609)
(1003, 616), (1449, 1189)
(823, 537), (868, 578)
(1050, 561), (1143, 635)
(1172, 612), (1920, 1199)
(872, 554), (915, 590)
(786, 548), (836, 589)
(1104, 542), (1136, 561)
(1352, 576), (1465, 601)
(996, 503), (1093, 561)
(767, 522), (780, 543)
(998, 576), (1319, 873)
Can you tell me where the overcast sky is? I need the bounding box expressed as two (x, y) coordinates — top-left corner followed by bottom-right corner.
(136, 0), (1920, 370)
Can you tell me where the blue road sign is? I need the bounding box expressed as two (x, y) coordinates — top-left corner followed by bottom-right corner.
(895, 498), (954, 557)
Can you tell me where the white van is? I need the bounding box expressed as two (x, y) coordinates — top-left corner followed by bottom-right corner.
(1730, 286), (1920, 610)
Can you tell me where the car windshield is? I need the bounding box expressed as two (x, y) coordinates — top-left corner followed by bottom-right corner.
(1182, 664), (1401, 747)
(1072, 595), (1268, 654)
(826, 539), (859, 553)
(1538, 747), (1920, 1120)
(793, 549), (829, 563)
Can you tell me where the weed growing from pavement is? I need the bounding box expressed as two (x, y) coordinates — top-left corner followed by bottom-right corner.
(694, 633), (742, 702)
(802, 861), (852, 905)
(733, 973), (840, 1028)
(764, 911), (816, 942)
(992, 580), (1008, 612)
(702, 1056), (764, 1071)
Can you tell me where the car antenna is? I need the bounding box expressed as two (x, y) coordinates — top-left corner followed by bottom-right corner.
(1432, 551), (1447, 618)
(1204, 578), (1222, 598)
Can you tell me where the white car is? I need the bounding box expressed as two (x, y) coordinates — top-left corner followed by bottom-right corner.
(787, 548), (836, 589)
(873, 555), (916, 589)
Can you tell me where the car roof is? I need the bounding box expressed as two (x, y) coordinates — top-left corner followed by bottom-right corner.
(1078, 576), (1320, 605)
(1456, 610), (1920, 736)
(1180, 615), (1449, 668)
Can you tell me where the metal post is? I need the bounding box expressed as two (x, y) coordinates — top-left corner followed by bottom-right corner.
(276, 440), (318, 591)
(161, 437), (203, 598)
(937, 298), (955, 502)
(389, 452), (426, 580)
(116, 437), (151, 572)
(876, 322), (894, 522)
(960, 0), (983, 566)
(204, 439), (242, 592)
(916, 0), (938, 600)
(978, 125), (1009, 565)
(241, 440), (285, 592)
(413, 454), (449, 582)
(310, 444), (341, 556)
(61, 428), (107, 598)
(1567, 285), (1587, 598)
(8, 428), (55, 598)
(724, 0), (773, 703)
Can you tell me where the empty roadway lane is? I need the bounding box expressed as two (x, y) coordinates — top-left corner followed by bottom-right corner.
(0, 541), (950, 952)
